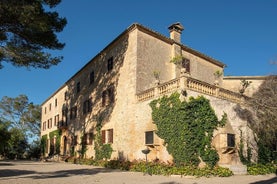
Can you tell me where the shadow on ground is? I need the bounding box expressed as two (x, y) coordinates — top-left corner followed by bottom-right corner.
(249, 176), (277, 184)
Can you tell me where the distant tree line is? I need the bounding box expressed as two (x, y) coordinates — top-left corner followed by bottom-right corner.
(0, 95), (41, 159)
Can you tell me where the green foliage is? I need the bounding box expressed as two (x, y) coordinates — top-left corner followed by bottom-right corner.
(104, 160), (132, 170)
(0, 120), (11, 157)
(257, 141), (276, 164)
(7, 127), (28, 159)
(41, 134), (48, 156)
(0, 95), (41, 139)
(130, 161), (233, 177)
(246, 76), (277, 163)
(170, 55), (184, 67)
(49, 129), (61, 155)
(94, 122), (112, 160)
(150, 92), (226, 168)
(247, 164), (277, 175)
(0, 0), (67, 69)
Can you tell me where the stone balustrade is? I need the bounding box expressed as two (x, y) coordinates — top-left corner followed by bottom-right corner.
(137, 76), (245, 103)
(158, 78), (180, 95)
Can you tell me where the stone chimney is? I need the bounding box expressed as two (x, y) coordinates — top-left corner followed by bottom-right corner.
(168, 22), (184, 43)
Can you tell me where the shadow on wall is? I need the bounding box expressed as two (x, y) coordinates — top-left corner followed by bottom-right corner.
(59, 34), (130, 156)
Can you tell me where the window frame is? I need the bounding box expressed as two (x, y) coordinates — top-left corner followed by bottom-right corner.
(107, 57), (113, 71)
(227, 133), (235, 148)
(145, 131), (154, 145)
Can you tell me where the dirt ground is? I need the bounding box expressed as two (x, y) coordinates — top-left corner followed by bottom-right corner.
(0, 160), (276, 184)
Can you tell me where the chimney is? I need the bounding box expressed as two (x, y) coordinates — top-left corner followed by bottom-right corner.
(168, 22), (184, 43)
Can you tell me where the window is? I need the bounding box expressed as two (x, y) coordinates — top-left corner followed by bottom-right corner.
(47, 118), (52, 129)
(227, 134), (235, 147)
(102, 129), (113, 144)
(44, 107), (47, 114)
(73, 135), (78, 146)
(54, 114), (59, 126)
(102, 86), (114, 106)
(55, 98), (57, 107)
(70, 106), (77, 120)
(145, 131), (154, 145)
(83, 98), (92, 114)
(49, 103), (51, 111)
(64, 91), (69, 100)
(107, 57), (113, 71)
(42, 121), (46, 131)
(90, 71), (95, 85)
(82, 133), (93, 145)
(62, 106), (68, 126)
(76, 82), (80, 93)
(181, 58), (190, 73)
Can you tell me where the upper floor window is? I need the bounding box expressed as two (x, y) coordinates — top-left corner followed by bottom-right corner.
(181, 58), (190, 73)
(42, 121), (46, 131)
(49, 103), (51, 111)
(44, 107), (47, 114)
(64, 91), (69, 100)
(107, 57), (113, 71)
(73, 135), (78, 146)
(54, 114), (59, 126)
(62, 105), (68, 126)
(90, 71), (95, 85)
(102, 86), (114, 106)
(83, 98), (92, 114)
(47, 118), (52, 129)
(76, 82), (81, 93)
(102, 129), (113, 144)
(70, 106), (77, 120)
(55, 98), (58, 107)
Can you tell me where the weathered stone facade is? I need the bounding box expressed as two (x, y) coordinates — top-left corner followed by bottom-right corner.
(41, 23), (264, 172)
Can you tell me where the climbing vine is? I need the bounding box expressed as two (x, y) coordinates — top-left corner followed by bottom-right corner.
(49, 129), (61, 155)
(94, 121), (113, 160)
(150, 92), (227, 168)
(41, 134), (47, 156)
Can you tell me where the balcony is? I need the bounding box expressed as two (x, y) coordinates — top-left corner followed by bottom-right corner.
(58, 121), (68, 130)
(137, 75), (245, 104)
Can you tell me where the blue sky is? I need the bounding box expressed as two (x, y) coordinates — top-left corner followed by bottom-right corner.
(0, 0), (276, 105)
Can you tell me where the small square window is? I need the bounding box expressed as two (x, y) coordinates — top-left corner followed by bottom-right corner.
(227, 134), (235, 147)
(145, 131), (154, 145)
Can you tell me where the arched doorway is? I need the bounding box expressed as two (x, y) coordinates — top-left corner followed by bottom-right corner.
(63, 136), (67, 155)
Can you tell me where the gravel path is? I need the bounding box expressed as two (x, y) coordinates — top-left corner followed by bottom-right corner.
(0, 160), (276, 184)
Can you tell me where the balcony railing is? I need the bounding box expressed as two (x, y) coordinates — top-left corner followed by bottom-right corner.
(136, 75), (244, 104)
(58, 121), (68, 130)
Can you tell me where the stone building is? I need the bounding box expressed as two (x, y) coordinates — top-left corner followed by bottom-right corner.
(41, 22), (264, 173)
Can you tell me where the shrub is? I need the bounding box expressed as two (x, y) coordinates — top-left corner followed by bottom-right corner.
(247, 164), (277, 175)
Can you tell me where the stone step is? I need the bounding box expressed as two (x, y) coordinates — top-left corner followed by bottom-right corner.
(220, 164), (247, 175)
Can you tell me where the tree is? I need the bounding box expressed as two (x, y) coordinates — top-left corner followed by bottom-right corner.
(246, 75), (277, 163)
(0, 95), (41, 139)
(0, 0), (67, 69)
(0, 120), (11, 158)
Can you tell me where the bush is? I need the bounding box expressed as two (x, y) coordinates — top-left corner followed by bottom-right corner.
(247, 164), (277, 175)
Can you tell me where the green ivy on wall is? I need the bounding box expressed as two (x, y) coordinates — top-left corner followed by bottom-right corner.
(150, 92), (227, 168)
(41, 134), (47, 156)
(94, 122), (113, 160)
(49, 129), (61, 155)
